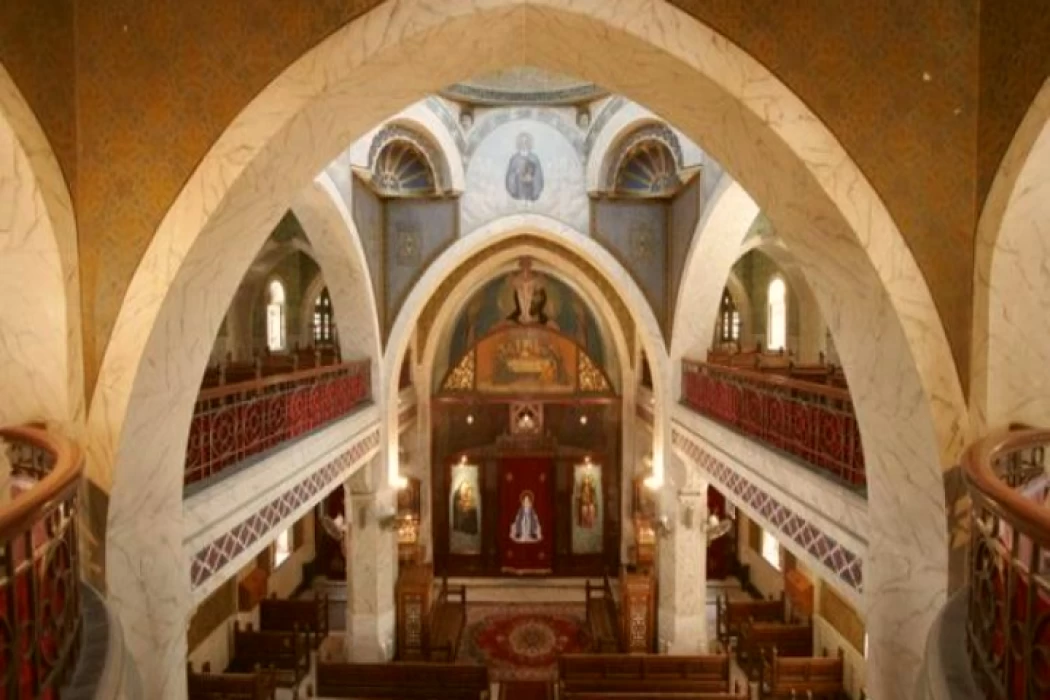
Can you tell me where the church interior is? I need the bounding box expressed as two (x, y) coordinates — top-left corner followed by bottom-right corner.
(1, 2), (1049, 699)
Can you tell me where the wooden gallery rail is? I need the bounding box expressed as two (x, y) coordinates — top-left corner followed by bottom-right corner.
(0, 425), (84, 699)
(680, 360), (865, 490)
(184, 360), (371, 486)
(962, 427), (1050, 700)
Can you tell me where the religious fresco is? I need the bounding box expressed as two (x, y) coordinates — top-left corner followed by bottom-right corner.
(572, 462), (603, 554)
(461, 117), (587, 232)
(505, 132), (544, 201)
(450, 462), (482, 555)
(447, 258), (606, 370)
(475, 329), (577, 394)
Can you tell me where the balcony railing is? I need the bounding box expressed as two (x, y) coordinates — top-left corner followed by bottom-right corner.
(185, 360), (371, 486)
(681, 360), (865, 490)
(962, 426), (1050, 700)
(0, 425), (83, 699)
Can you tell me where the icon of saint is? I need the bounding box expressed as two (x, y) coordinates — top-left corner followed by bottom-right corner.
(505, 132), (544, 201)
(577, 474), (598, 529)
(510, 491), (542, 543)
(452, 482), (479, 536)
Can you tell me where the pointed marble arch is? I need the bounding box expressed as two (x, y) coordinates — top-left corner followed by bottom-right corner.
(409, 221), (639, 403)
(739, 238), (827, 363)
(383, 214), (666, 486)
(722, 270), (753, 348)
(290, 174), (383, 389)
(973, 78), (1050, 431)
(0, 64), (82, 431)
(86, 1), (967, 694)
(584, 101), (702, 193)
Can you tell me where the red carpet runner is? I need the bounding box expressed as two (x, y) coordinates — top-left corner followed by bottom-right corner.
(500, 681), (552, 700)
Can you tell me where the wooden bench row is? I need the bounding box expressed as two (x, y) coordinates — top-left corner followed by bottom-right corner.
(202, 347), (340, 387)
(760, 648), (846, 699)
(559, 654), (740, 698)
(706, 347), (847, 388)
(259, 593), (329, 650)
(188, 662), (276, 700)
(737, 620), (814, 679)
(715, 592), (785, 650)
(311, 661), (490, 699)
(223, 623), (310, 697)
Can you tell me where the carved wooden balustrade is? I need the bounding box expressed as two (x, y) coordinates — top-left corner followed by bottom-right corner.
(185, 360), (371, 486)
(680, 360), (865, 490)
(963, 427), (1050, 700)
(0, 425), (83, 699)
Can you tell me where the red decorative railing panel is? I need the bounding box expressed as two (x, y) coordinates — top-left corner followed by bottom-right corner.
(681, 360), (865, 490)
(0, 426), (83, 699)
(963, 428), (1050, 700)
(185, 360), (371, 486)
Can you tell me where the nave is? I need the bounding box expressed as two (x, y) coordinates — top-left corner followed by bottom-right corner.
(186, 510), (861, 700)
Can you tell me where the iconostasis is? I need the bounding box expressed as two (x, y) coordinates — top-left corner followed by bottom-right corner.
(431, 259), (622, 577)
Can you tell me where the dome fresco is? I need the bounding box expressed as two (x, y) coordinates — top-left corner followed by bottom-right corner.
(442, 66), (606, 105)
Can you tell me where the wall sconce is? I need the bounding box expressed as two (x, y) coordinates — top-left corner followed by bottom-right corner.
(704, 513), (733, 542)
(655, 514), (673, 538)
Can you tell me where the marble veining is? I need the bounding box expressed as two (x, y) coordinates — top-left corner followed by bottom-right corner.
(673, 425), (864, 608)
(0, 65), (82, 432)
(973, 80), (1050, 431)
(83, 2), (969, 695)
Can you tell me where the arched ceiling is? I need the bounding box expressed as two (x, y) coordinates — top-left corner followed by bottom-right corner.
(416, 234), (635, 365)
(440, 66), (607, 105)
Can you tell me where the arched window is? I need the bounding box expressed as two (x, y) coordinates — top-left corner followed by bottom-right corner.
(767, 277), (787, 351)
(266, 279), (286, 352)
(313, 287), (333, 343)
(719, 289), (740, 344)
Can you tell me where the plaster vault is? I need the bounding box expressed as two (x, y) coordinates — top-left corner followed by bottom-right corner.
(49, 1), (970, 696)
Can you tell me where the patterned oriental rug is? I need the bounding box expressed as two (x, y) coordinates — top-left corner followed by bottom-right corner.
(458, 603), (591, 682)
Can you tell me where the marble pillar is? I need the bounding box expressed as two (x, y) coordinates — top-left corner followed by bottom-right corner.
(344, 457), (397, 661)
(658, 468), (709, 654)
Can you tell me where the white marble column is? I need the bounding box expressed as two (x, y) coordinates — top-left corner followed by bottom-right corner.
(344, 456), (397, 661)
(657, 466), (709, 654)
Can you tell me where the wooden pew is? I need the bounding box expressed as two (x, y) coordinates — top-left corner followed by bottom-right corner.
(585, 573), (620, 652)
(715, 592), (785, 650)
(788, 362), (831, 384)
(258, 353), (297, 377)
(258, 593), (329, 650)
(760, 648), (845, 699)
(736, 620), (814, 680)
(562, 685), (748, 700)
(757, 350), (791, 375)
(312, 660), (490, 699)
(187, 662), (277, 700)
(226, 623), (309, 698)
(428, 577), (467, 661)
(558, 654), (732, 697)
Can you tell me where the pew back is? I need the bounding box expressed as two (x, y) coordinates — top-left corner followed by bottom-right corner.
(187, 663), (277, 700)
(761, 648), (845, 699)
(229, 623), (309, 691)
(314, 661), (490, 699)
(715, 594), (785, 646)
(259, 594), (329, 649)
(559, 654), (731, 696)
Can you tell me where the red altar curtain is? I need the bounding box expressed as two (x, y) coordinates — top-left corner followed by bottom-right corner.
(499, 458), (554, 574)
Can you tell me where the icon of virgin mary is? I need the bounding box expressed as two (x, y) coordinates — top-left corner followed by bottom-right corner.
(510, 491), (543, 543)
